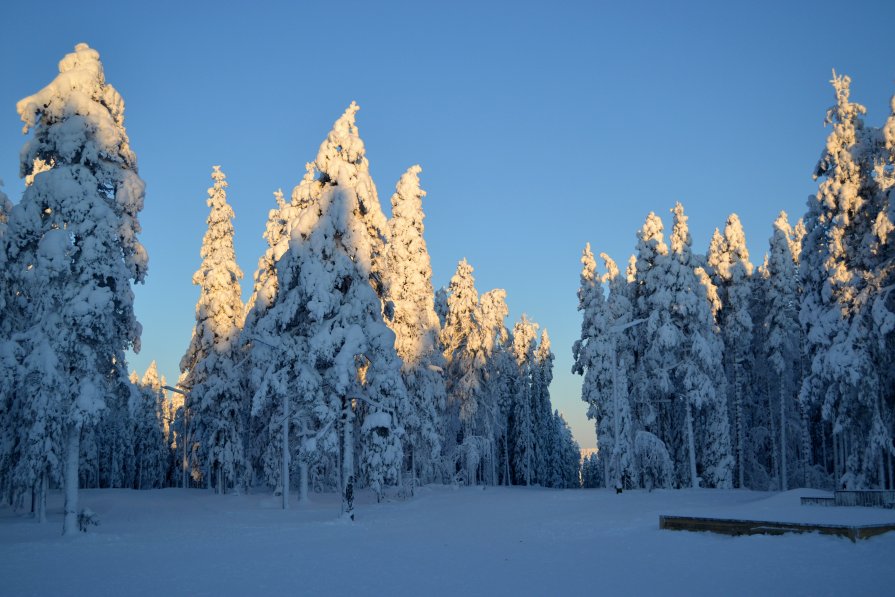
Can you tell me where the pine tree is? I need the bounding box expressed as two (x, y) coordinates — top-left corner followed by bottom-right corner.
(630, 213), (676, 488)
(382, 165), (445, 486)
(475, 288), (511, 485)
(244, 173), (323, 504)
(441, 259), (486, 483)
(510, 315), (538, 486)
(872, 93), (895, 489)
(707, 214), (754, 488)
(533, 329), (554, 485)
(764, 212), (802, 490)
(7, 44), (148, 534)
(800, 73), (882, 489)
(180, 166), (246, 493)
(132, 362), (169, 490)
(667, 203), (731, 488)
(631, 213), (671, 441)
(0, 181), (16, 504)
(601, 253), (638, 488)
(572, 244), (619, 488)
(262, 104), (408, 510)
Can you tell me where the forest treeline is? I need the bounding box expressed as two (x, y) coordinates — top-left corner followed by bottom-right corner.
(577, 73), (895, 493)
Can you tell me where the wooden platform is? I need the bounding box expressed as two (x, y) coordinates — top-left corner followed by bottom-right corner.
(659, 514), (895, 542)
(800, 490), (895, 508)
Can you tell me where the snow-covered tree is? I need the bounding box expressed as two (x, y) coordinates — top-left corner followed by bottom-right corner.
(477, 289), (515, 485)
(572, 244), (624, 488)
(764, 212), (801, 490)
(667, 203), (731, 488)
(131, 362), (170, 489)
(7, 43), (148, 534)
(800, 73), (888, 489)
(600, 254), (638, 488)
(261, 104), (408, 510)
(180, 166), (246, 493)
(552, 411), (581, 489)
(244, 172), (323, 503)
(533, 329), (555, 485)
(630, 213), (671, 441)
(382, 165), (445, 485)
(707, 214), (754, 488)
(510, 316), (538, 486)
(441, 259), (488, 483)
(314, 102), (389, 297)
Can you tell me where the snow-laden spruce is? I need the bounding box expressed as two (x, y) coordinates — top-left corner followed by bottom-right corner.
(573, 244), (635, 489)
(382, 165), (445, 485)
(800, 73), (893, 489)
(130, 362), (170, 489)
(706, 214), (754, 488)
(764, 212), (802, 491)
(256, 103), (408, 510)
(511, 315), (538, 486)
(4, 43), (147, 534)
(180, 166), (247, 493)
(666, 204), (732, 488)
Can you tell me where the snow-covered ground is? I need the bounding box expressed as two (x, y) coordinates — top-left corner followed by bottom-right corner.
(2, 487), (893, 596)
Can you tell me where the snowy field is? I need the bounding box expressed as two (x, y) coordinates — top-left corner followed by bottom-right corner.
(2, 487), (894, 596)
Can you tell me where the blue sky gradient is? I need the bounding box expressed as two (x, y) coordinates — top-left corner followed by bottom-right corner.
(1, 0), (893, 448)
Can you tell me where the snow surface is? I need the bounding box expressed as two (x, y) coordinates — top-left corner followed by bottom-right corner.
(2, 487), (893, 596)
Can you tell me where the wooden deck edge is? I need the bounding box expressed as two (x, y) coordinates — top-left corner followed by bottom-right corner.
(659, 515), (895, 542)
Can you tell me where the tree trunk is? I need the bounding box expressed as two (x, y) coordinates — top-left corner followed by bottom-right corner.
(341, 396), (355, 519)
(800, 401), (812, 488)
(503, 434), (510, 486)
(779, 382), (788, 490)
(833, 432), (840, 488)
(735, 361), (745, 489)
(768, 381), (779, 490)
(298, 460), (308, 504)
(298, 418), (309, 504)
(63, 425), (81, 536)
(685, 402), (698, 489)
(37, 471), (47, 524)
(282, 394), (290, 510)
(887, 449), (893, 491)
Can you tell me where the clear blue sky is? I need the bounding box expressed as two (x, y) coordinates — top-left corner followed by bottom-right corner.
(1, 0), (893, 449)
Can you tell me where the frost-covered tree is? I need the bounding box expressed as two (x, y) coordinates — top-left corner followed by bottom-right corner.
(244, 189), (287, 328)
(764, 213), (802, 490)
(510, 316), (539, 486)
(0, 182), (15, 504)
(434, 287), (448, 329)
(572, 244), (630, 488)
(477, 289), (515, 485)
(707, 214), (754, 488)
(6, 43), (148, 534)
(871, 93), (895, 489)
(553, 411), (582, 489)
(631, 213), (670, 438)
(180, 166), (246, 493)
(628, 212), (678, 488)
(382, 165), (445, 485)
(441, 259), (487, 482)
(314, 102), (389, 297)
(261, 104), (408, 510)
(600, 254), (638, 488)
(800, 73), (888, 489)
(131, 362), (170, 489)
(533, 329), (555, 485)
(245, 173), (323, 503)
(667, 203), (731, 488)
